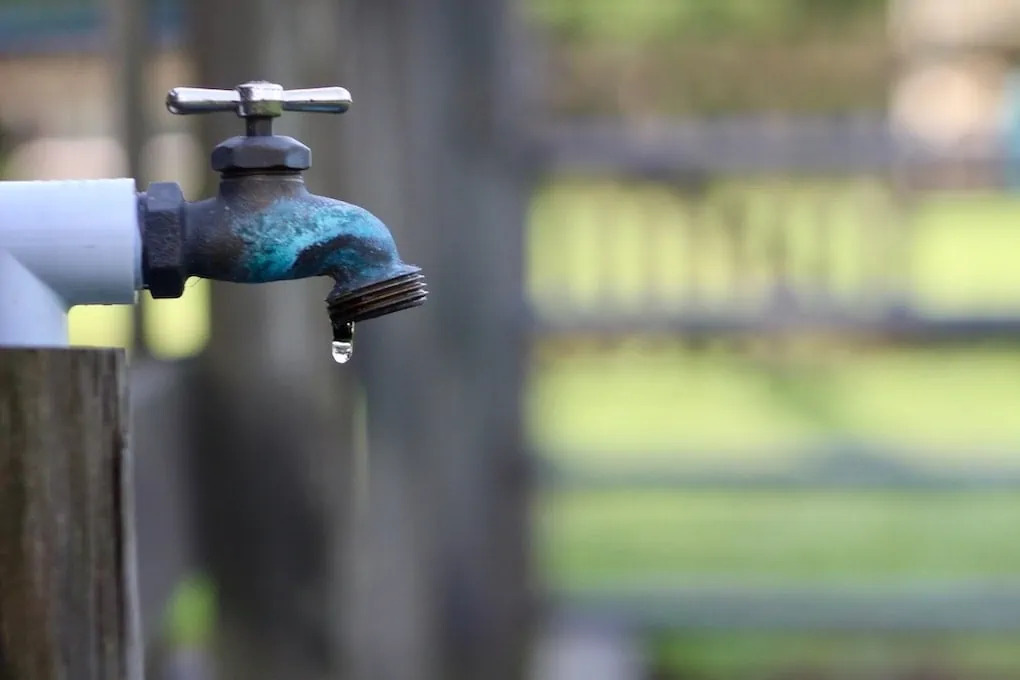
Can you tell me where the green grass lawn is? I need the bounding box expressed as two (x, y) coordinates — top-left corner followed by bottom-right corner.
(529, 343), (1020, 467)
(539, 489), (1020, 586)
(650, 632), (1020, 678)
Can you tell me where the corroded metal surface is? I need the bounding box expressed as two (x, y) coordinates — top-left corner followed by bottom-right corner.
(183, 173), (427, 325)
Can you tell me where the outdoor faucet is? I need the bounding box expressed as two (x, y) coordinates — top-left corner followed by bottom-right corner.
(140, 81), (427, 362)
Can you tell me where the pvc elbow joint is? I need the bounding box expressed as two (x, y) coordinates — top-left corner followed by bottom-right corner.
(0, 178), (141, 346)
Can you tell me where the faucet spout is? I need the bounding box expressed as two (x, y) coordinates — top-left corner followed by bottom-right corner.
(182, 172), (426, 325)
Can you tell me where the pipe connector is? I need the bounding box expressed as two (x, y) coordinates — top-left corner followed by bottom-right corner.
(0, 178), (141, 347)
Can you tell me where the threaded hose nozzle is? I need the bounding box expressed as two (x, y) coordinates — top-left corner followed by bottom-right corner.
(326, 269), (428, 327)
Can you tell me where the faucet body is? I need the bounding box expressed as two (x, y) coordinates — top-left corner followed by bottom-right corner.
(185, 174), (410, 291)
(142, 169), (425, 326)
(141, 82), (426, 332)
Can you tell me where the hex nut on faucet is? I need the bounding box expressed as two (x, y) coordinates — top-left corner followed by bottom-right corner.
(142, 181), (188, 299)
(211, 135), (311, 173)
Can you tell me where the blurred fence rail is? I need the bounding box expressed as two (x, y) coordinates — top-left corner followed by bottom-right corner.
(558, 583), (1020, 633)
(540, 115), (1010, 180)
(542, 30), (890, 117)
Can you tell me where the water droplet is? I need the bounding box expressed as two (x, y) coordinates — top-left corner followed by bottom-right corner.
(331, 340), (353, 364)
(331, 321), (355, 364)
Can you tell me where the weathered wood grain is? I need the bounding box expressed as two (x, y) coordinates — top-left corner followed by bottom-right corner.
(0, 349), (140, 680)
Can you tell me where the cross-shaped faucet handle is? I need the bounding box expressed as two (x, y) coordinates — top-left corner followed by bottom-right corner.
(166, 81), (352, 136)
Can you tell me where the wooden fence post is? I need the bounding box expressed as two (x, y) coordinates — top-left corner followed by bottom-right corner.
(0, 349), (142, 680)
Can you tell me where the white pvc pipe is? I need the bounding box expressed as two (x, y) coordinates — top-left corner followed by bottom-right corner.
(0, 178), (141, 347)
(0, 251), (68, 347)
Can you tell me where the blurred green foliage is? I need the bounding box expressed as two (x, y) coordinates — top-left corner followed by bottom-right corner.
(166, 574), (216, 649)
(531, 0), (887, 43)
(526, 179), (1020, 677)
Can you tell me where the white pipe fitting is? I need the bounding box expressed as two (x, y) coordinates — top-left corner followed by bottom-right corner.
(0, 178), (141, 347)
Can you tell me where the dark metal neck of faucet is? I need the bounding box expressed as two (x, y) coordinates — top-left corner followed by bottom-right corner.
(245, 116), (274, 137)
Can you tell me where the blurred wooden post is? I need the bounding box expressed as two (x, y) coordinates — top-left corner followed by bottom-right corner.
(107, 0), (148, 186)
(106, 0), (151, 353)
(182, 0), (358, 679)
(0, 349), (142, 680)
(334, 1), (535, 679)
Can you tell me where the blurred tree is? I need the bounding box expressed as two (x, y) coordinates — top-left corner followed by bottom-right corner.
(182, 1), (360, 679)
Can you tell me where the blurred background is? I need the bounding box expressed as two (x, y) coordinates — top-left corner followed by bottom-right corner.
(7, 0), (1020, 679)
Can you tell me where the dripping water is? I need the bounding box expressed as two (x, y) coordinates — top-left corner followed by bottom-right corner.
(331, 320), (355, 364)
